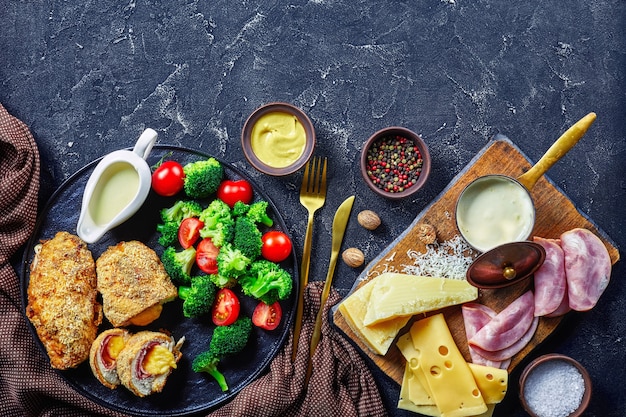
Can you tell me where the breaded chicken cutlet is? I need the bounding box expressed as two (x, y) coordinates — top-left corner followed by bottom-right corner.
(26, 231), (103, 370)
(96, 240), (178, 327)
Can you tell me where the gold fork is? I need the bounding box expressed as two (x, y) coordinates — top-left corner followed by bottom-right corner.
(291, 156), (327, 362)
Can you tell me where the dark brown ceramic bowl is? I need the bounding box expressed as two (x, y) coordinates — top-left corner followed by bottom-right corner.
(519, 354), (592, 417)
(360, 126), (430, 200)
(241, 102), (315, 176)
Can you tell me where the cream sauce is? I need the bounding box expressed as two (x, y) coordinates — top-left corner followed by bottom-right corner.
(89, 162), (140, 225)
(250, 111), (307, 168)
(457, 176), (534, 252)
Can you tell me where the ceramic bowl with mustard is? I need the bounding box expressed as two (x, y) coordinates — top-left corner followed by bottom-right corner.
(241, 102), (315, 176)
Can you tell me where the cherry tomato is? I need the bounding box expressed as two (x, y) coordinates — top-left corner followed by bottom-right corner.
(217, 179), (253, 208)
(252, 301), (282, 331)
(152, 160), (185, 197)
(212, 288), (240, 326)
(196, 238), (219, 274)
(178, 217), (204, 249)
(261, 231), (292, 263)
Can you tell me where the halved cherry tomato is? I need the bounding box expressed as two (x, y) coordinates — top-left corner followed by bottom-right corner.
(178, 217), (204, 249)
(196, 238), (219, 274)
(261, 231), (292, 263)
(252, 301), (282, 331)
(217, 179), (253, 208)
(212, 288), (240, 326)
(152, 160), (185, 197)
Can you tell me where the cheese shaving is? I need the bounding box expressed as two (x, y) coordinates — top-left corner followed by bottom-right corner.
(401, 235), (476, 280)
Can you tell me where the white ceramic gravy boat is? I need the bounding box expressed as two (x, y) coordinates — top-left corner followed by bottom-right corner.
(76, 128), (158, 243)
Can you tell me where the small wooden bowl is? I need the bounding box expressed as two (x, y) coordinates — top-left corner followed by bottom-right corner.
(241, 102), (315, 176)
(519, 354), (592, 417)
(360, 127), (430, 200)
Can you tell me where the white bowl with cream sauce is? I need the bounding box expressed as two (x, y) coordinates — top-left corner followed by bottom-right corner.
(456, 175), (535, 252)
(76, 128), (157, 243)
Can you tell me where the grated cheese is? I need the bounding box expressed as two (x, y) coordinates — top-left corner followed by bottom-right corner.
(401, 235), (477, 280)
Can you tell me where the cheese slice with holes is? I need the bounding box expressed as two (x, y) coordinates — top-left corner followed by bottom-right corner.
(468, 363), (508, 404)
(408, 313), (487, 417)
(398, 362), (497, 417)
(397, 330), (508, 416)
(363, 273), (478, 326)
(338, 278), (410, 355)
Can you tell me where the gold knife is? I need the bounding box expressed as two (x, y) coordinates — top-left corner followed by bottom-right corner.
(305, 195), (355, 381)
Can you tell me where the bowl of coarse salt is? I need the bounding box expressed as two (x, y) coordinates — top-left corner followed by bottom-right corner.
(519, 354), (592, 417)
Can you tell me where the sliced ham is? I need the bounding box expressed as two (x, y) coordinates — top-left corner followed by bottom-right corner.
(470, 316), (539, 362)
(545, 289), (571, 318)
(468, 291), (535, 352)
(462, 303), (509, 369)
(561, 228), (612, 311)
(533, 237), (567, 317)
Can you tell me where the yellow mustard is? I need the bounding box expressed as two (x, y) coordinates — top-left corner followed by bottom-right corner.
(250, 111), (307, 168)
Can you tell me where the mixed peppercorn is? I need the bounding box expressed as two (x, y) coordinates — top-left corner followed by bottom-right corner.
(365, 134), (423, 193)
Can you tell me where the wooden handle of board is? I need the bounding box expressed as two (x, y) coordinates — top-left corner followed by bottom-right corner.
(517, 112), (597, 191)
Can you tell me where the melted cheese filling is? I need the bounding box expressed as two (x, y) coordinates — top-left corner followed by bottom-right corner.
(143, 345), (176, 376)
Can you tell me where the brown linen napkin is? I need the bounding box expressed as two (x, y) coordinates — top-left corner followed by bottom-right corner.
(208, 281), (388, 417)
(0, 104), (388, 417)
(0, 103), (128, 417)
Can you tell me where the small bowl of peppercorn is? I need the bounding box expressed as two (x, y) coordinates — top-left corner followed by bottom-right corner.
(360, 126), (431, 200)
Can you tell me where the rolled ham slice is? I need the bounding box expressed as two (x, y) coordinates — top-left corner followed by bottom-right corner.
(561, 228), (612, 311)
(470, 316), (539, 362)
(462, 303), (509, 369)
(533, 237), (567, 317)
(468, 291), (535, 352)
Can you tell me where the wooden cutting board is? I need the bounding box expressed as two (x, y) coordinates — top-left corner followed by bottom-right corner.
(332, 137), (620, 385)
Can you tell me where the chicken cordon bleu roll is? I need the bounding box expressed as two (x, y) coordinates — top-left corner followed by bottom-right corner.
(89, 328), (131, 389)
(116, 331), (185, 397)
(26, 231), (102, 369)
(96, 241), (178, 327)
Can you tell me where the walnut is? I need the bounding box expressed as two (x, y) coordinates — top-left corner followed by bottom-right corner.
(357, 210), (381, 230)
(416, 223), (437, 245)
(342, 248), (365, 268)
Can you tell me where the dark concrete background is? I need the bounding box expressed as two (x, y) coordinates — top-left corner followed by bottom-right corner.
(2, 1), (624, 416)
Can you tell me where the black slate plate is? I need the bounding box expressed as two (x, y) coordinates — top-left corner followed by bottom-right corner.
(20, 145), (298, 416)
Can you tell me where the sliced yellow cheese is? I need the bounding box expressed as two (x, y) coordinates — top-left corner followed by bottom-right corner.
(398, 362), (496, 417)
(468, 363), (508, 404)
(363, 273), (478, 326)
(396, 332), (434, 403)
(398, 362), (440, 416)
(409, 313), (487, 417)
(338, 278), (410, 355)
(397, 330), (508, 411)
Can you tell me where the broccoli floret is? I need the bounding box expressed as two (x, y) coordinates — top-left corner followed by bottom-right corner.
(161, 246), (196, 286)
(191, 317), (253, 392)
(199, 199), (234, 247)
(183, 158), (224, 198)
(209, 273), (237, 289)
(191, 351), (228, 392)
(160, 200), (203, 223)
(239, 260), (293, 305)
(178, 275), (217, 318)
(233, 216), (262, 260)
(246, 201), (273, 227)
(232, 201), (250, 217)
(217, 242), (251, 279)
(156, 200), (203, 246)
(156, 221), (180, 247)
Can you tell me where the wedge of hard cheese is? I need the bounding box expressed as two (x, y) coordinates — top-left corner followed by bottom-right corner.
(363, 273), (478, 326)
(338, 277), (411, 355)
